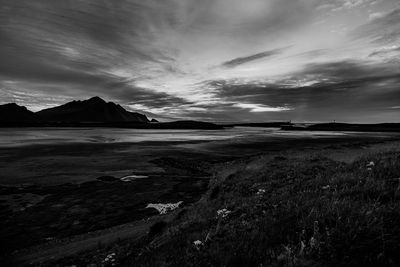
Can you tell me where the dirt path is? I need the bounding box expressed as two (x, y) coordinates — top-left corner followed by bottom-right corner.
(11, 216), (165, 266)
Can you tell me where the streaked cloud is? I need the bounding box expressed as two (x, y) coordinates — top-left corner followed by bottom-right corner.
(221, 47), (289, 68)
(352, 8), (400, 45)
(233, 103), (292, 112)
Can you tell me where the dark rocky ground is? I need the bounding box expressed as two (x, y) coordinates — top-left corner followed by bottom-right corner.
(0, 156), (212, 256)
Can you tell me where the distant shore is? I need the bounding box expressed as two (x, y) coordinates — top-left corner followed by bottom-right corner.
(0, 120), (223, 130)
(280, 122), (400, 132)
(2, 121), (400, 132)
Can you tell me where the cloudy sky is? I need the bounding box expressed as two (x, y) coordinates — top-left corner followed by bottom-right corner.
(1, 0), (400, 122)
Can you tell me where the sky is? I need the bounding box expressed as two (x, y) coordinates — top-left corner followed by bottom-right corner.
(0, 0), (400, 122)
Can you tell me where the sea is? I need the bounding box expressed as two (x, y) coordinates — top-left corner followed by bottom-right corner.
(0, 127), (351, 147)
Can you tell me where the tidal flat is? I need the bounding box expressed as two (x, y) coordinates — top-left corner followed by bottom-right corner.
(0, 127), (399, 265)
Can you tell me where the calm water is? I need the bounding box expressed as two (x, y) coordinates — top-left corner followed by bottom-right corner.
(0, 127), (353, 147)
(0, 127), (397, 185)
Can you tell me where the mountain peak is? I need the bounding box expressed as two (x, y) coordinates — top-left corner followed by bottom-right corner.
(2, 102), (23, 108)
(36, 97), (149, 123)
(0, 102), (29, 111)
(0, 103), (37, 122)
(86, 96), (106, 104)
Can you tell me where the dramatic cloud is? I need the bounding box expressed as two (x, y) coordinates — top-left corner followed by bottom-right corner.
(213, 59), (400, 122)
(353, 8), (400, 45)
(221, 47), (288, 68)
(0, 0), (399, 122)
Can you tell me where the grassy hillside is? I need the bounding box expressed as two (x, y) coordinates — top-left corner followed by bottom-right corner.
(43, 144), (400, 267)
(125, 150), (400, 266)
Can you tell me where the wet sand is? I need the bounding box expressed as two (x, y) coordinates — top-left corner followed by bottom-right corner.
(1, 128), (398, 186)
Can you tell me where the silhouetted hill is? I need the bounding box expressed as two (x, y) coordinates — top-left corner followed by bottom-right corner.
(36, 97), (149, 123)
(0, 103), (38, 123)
(0, 98), (223, 129)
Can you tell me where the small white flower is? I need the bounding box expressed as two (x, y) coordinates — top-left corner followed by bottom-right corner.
(321, 185), (330, 190)
(103, 253), (116, 262)
(193, 240), (203, 246)
(257, 189), (266, 195)
(193, 240), (203, 250)
(217, 208), (231, 218)
(366, 161), (375, 167)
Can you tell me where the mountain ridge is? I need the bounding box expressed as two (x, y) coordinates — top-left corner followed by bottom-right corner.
(0, 97), (223, 129)
(36, 96), (149, 123)
(0, 103), (38, 123)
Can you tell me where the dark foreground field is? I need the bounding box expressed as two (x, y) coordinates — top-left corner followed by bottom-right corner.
(1, 133), (400, 266)
(127, 146), (400, 267)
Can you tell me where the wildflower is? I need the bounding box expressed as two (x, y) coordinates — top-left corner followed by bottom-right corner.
(193, 240), (203, 250)
(216, 208), (231, 218)
(256, 189), (266, 195)
(103, 252), (116, 263)
(366, 161), (375, 167)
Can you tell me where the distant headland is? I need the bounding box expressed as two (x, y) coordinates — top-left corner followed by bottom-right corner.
(0, 97), (222, 130)
(1, 97), (400, 131)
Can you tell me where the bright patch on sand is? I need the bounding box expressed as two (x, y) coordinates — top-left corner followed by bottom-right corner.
(120, 175), (148, 182)
(146, 201), (183, 214)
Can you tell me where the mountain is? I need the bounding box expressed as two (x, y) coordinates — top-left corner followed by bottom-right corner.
(36, 97), (149, 123)
(0, 103), (38, 123)
(0, 97), (223, 129)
